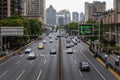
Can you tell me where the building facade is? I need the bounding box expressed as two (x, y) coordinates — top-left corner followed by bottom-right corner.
(72, 12), (79, 22)
(0, 0), (23, 19)
(56, 13), (65, 26)
(85, 1), (106, 21)
(100, 0), (120, 44)
(23, 0), (45, 24)
(46, 5), (56, 27)
(59, 9), (71, 24)
(80, 12), (85, 22)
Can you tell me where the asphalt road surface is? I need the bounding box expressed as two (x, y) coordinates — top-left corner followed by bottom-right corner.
(0, 33), (119, 80)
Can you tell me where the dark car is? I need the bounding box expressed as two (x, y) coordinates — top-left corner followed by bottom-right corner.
(50, 48), (56, 54)
(80, 62), (90, 71)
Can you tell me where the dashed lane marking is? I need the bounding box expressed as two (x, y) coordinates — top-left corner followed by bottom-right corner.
(0, 71), (8, 78)
(16, 70), (25, 80)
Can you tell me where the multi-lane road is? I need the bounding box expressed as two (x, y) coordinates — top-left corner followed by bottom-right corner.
(0, 33), (119, 80)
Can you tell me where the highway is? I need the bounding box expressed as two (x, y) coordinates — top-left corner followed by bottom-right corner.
(0, 33), (119, 80)
(0, 35), (58, 80)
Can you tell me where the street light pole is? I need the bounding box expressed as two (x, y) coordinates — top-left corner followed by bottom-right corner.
(98, 20), (101, 54)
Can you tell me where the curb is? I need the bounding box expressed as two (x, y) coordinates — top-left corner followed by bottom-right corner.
(0, 39), (38, 61)
(87, 44), (120, 79)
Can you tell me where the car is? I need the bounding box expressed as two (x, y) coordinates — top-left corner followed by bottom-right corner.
(80, 62), (90, 71)
(24, 47), (31, 53)
(66, 39), (70, 43)
(43, 40), (47, 44)
(27, 51), (36, 59)
(66, 44), (71, 48)
(77, 39), (80, 43)
(55, 37), (58, 40)
(67, 48), (73, 54)
(72, 39), (77, 45)
(50, 48), (56, 54)
(49, 39), (53, 43)
(49, 35), (52, 38)
(38, 43), (45, 49)
(70, 42), (74, 47)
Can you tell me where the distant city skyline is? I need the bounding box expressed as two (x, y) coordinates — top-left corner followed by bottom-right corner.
(46, 0), (113, 13)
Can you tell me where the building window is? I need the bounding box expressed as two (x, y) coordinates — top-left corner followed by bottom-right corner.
(111, 26), (115, 33)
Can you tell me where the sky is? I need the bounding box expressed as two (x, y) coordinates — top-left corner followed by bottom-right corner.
(46, 0), (113, 13)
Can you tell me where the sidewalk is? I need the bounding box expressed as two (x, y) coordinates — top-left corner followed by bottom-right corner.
(100, 52), (120, 72)
(82, 40), (120, 77)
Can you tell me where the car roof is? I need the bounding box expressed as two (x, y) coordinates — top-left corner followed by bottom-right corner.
(81, 62), (89, 65)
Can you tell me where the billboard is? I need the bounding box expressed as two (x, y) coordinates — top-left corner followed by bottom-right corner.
(1, 27), (24, 36)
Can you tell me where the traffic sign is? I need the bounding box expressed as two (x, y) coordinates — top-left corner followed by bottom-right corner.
(79, 24), (94, 35)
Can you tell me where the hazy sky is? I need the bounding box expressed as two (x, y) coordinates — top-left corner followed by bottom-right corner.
(46, 0), (113, 13)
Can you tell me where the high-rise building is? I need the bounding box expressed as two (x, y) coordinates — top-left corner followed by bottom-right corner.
(72, 12), (79, 22)
(59, 9), (71, 24)
(0, 0), (23, 19)
(113, 0), (120, 12)
(80, 12), (85, 22)
(46, 5), (56, 27)
(23, 0), (45, 23)
(85, 1), (106, 21)
(56, 13), (65, 26)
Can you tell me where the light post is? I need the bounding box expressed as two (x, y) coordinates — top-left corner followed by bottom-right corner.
(93, 12), (103, 54)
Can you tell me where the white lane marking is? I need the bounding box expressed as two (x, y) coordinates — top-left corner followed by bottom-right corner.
(50, 55), (56, 57)
(36, 69), (42, 80)
(79, 70), (82, 77)
(30, 60), (34, 64)
(16, 70), (25, 80)
(16, 60), (20, 64)
(72, 54), (73, 57)
(44, 60), (46, 64)
(80, 46), (106, 80)
(74, 59), (77, 64)
(19, 54), (24, 57)
(0, 71), (8, 78)
(40, 54), (45, 57)
(0, 57), (15, 66)
(47, 54), (49, 57)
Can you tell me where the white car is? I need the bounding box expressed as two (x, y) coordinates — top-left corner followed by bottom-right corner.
(49, 39), (53, 43)
(25, 48), (31, 53)
(43, 40), (47, 44)
(67, 48), (73, 54)
(27, 51), (36, 59)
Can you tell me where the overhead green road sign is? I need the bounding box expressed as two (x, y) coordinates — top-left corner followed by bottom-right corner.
(79, 24), (94, 35)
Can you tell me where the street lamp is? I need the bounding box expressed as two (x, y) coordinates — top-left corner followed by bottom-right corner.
(93, 12), (103, 54)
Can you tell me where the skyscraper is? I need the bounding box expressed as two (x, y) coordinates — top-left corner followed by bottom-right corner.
(46, 5), (56, 27)
(59, 9), (71, 24)
(113, 0), (120, 12)
(56, 12), (65, 26)
(85, 1), (106, 21)
(23, 0), (45, 23)
(80, 12), (85, 22)
(0, 0), (23, 19)
(72, 12), (79, 22)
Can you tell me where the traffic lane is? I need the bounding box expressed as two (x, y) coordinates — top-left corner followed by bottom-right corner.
(61, 38), (82, 80)
(78, 43), (118, 80)
(16, 37), (58, 80)
(42, 54), (58, 80)
(0, 54), (44, 80)
(14, 55), (46, 80)
(0, 39), (46, 80)
(0, 54), (28, 75)
(62, 52), (82, 80)
(73, 46), (104, 80)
